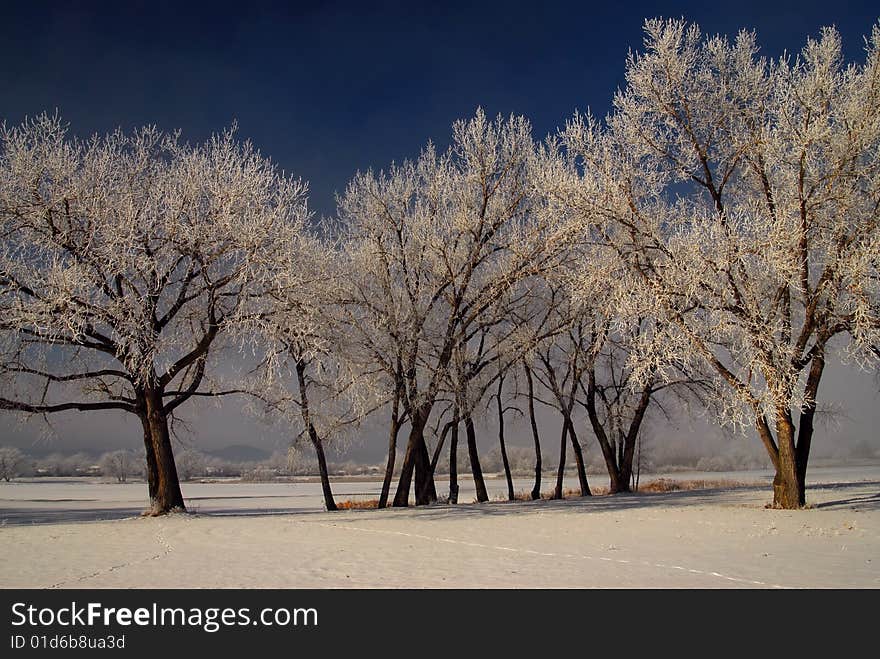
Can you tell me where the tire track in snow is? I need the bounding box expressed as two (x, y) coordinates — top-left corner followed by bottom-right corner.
(313, 521), (785, 588)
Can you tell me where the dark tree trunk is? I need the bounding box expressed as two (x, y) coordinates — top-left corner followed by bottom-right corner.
(139, 411), (160, 504)
(756, 401), (807, 510)
(584, 372), (623, 493)
(394, 405), (436, 507)
(584, 368), (653, 495)
(143, 388), (186, 515)
(378, 421), (399, 509)
(496, 377), (515, 501)
(566, 416), (591, 496)
(772, 409), (802, 509)
(617, 385), (653, 493)
(378, 391), (402, 509)
(613, 439), (632, 494)
(756, 415), (781, 473)
(430, 420), (455, 474)
(616, 438), (634, 493)
(553, 419), (568, 500)
(523, 363), (542, 500)
(414, 424), (437, 505)
(310, 426), (337, 511)
(595, 436), (623, 492)
(448, 416), (459, 504)
(295, 360), (336, 511)
(795, 350), (825, 505)
(393, 429), (416, 507)
(634, 434), (642, 491)
(465, 414), (489, 503)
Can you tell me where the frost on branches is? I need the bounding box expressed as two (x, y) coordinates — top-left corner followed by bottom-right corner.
(0, 115), (310, 514)
(338, 109), (571, 506)
(251, 231), (377, 512)
(559, 20), (880, 508)
(1, 19), (877, 516)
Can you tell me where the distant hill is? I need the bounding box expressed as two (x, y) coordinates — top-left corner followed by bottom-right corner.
(207, 445), (272, 462)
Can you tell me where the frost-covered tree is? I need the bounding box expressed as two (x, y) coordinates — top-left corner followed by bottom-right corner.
(546, 246), (710, 495)
(435, 337), (489, 504)
(0, 115), (311, 514)
(578, 315), (710, 494)
(255, 233), (375, 511)
(449, 277), (566, 503)
(561, 20), (880, 507)
(99, 449), (138, 483)
(528, 287), (593, 499)
(175, 448), (207, 482)
(337, 218), (412, 508)
(0, 446), (26, 481)
(338, 109), (571, 506)
(410, 267), (560, 505)
(437, 325), (524, 505)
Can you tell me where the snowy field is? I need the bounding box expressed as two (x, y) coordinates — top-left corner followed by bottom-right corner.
(1, 465), (878, 588)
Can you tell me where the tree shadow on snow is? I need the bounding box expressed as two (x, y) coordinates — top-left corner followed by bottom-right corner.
(5, 480), (877, 525)
(812, 484), (880, 512)
(319, 480), (880, 522)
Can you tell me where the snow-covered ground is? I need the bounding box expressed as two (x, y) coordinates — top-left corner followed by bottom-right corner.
(1, 465), (878, 588)
(0, 465), (876, 524)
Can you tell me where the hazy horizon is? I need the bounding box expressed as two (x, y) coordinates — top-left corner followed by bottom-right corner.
(3, 360), (878, 468)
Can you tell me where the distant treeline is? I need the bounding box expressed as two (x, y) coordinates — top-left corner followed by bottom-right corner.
(2, 438), (876, 485)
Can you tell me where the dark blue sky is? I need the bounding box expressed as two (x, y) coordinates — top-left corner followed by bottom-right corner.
(2, 1), (879, 458)
(2, 1), (878, 218)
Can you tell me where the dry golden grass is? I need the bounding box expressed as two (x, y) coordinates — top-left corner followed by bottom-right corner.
(637, 478), (750, 493)
(492, 490), (541, 502)
(537, 486), (610, 499)
(540, 487), (592, 500)
(335, 498), (381, 510)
